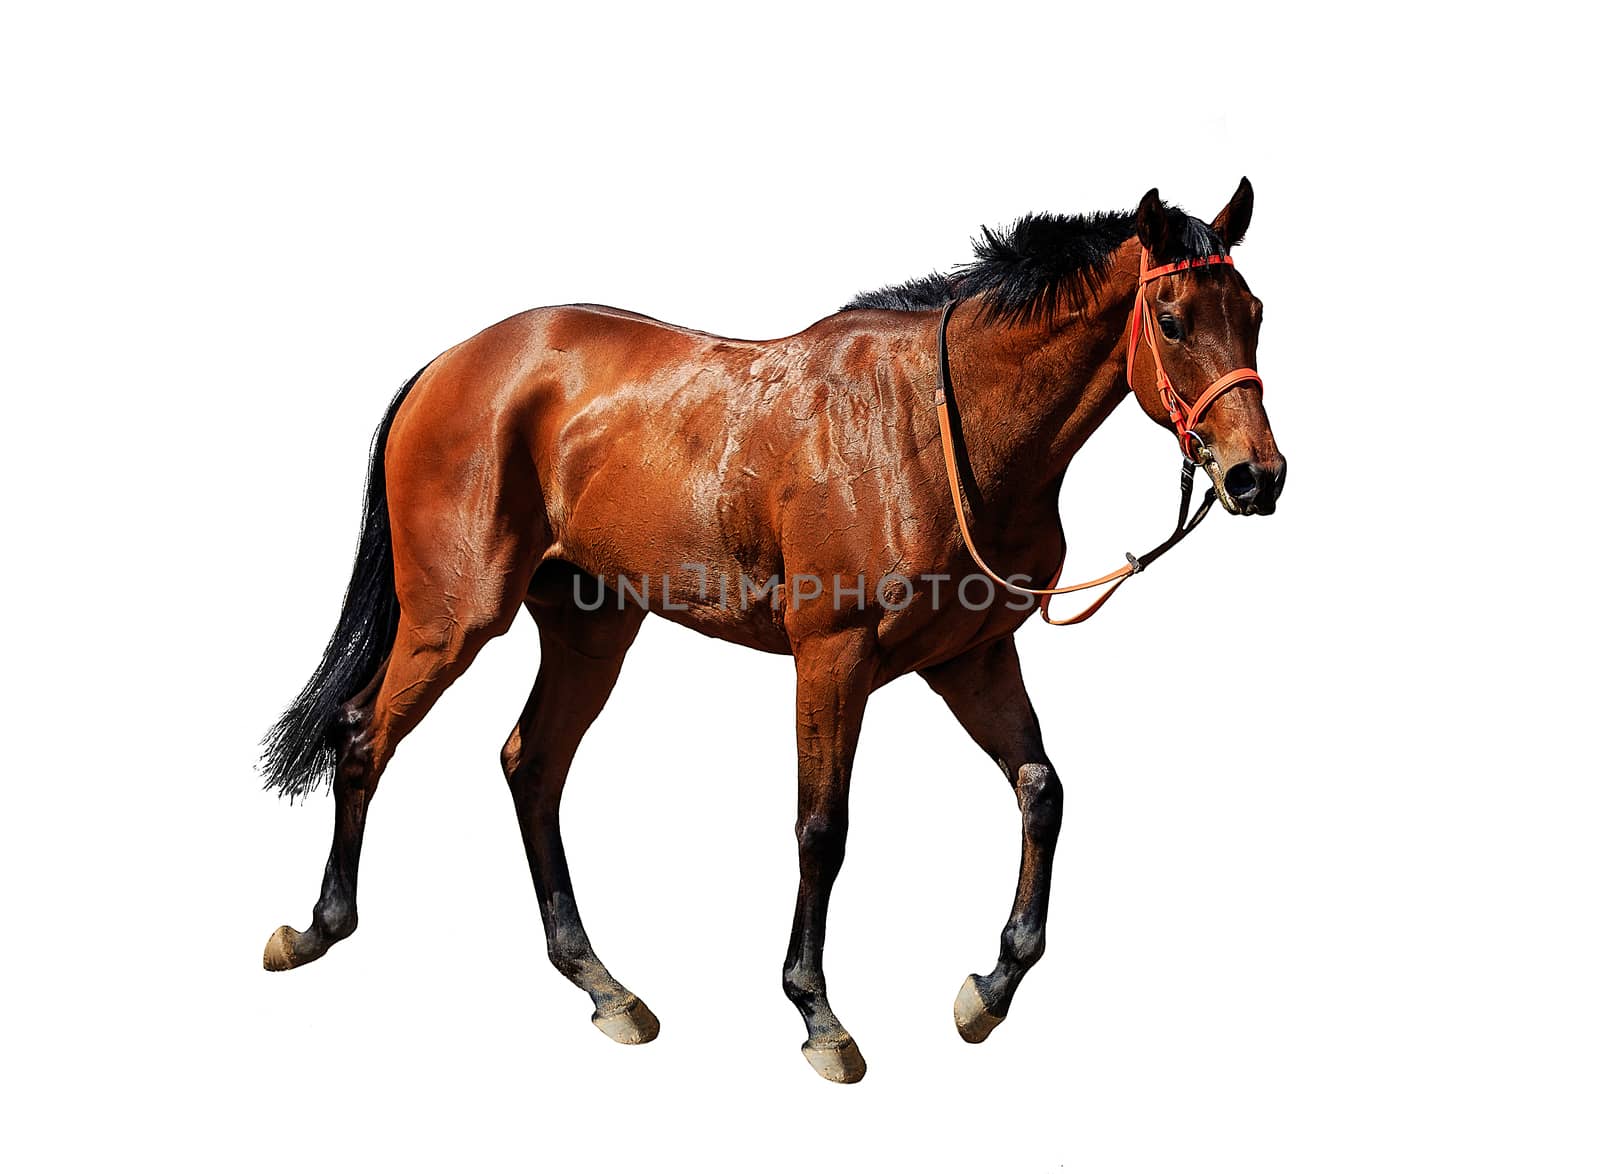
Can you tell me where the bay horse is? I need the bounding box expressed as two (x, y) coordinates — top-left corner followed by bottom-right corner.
(261, 179), (1285, 1083)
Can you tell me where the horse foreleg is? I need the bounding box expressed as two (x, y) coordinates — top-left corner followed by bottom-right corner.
(783, 631), (875, 1083)
(920, 635), (1063, 1043)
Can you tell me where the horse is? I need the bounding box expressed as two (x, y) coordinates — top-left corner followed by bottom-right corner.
(260, 179), (1285, 1083)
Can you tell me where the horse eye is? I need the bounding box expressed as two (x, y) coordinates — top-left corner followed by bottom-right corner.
(1158, 314), (1184, 341)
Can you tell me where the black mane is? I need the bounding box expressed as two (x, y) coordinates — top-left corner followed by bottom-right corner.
(844, 206), (1226, 324)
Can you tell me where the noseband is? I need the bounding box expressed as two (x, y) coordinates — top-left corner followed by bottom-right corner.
(933, 247), (1262, 626)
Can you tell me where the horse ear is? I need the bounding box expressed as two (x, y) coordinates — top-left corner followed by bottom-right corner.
(1137, 188), (1189, 260)
(1136, 188), (1169, 255)
(1212, 176), (1254, 247)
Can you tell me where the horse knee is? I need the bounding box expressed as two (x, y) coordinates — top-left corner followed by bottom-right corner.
(1015, 762), (1062, 839)
(795, 811), (847, 860)
(501, 729), (559, 801)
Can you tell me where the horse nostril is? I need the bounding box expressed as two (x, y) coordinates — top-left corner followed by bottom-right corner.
(1223, 461), (1282, 514)
(1254, 458), (1285, 511)
(1223, 462), (1259, 503)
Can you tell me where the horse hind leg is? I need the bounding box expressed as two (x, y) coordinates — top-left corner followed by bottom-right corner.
(263, 665), (384, 969)
(262, 591), (524, 969)
(501, 578), (656, 1044)
(264, 522), (535, 970)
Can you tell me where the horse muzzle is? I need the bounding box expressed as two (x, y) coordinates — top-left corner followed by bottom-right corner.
(1216, 456), (1287, 516)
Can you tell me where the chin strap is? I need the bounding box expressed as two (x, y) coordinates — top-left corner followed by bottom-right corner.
(933, 294), (1220, 627)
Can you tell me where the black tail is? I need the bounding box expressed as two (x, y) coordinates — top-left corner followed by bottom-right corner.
(260, 366), (427, 799)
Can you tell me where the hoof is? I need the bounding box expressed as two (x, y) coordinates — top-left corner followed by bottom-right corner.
(954, 974), (1005, 1044)
(262, 925), (302, 971)
(592, 996), (660, 1045)
(801, 1038), (867, 1084)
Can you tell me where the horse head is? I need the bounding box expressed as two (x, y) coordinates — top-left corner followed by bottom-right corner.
(1126, 178), (1286, 516)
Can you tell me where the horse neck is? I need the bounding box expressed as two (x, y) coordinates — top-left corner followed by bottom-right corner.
(944, 240), (1142, 513)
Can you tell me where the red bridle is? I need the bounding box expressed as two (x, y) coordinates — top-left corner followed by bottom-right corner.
(1127, 249), (1264, 460)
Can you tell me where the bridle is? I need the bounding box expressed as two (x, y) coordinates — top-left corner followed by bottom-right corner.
(1128, 249), (1263, 463)
(933, 247), (1263, 626)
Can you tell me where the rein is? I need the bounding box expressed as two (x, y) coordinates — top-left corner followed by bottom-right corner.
(932, 248), (1261, 626)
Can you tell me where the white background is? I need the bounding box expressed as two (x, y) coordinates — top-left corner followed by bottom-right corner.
(3, 2), (1594, 1170)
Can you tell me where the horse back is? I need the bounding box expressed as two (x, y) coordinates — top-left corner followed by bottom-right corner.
(388, 303), (952, 651)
